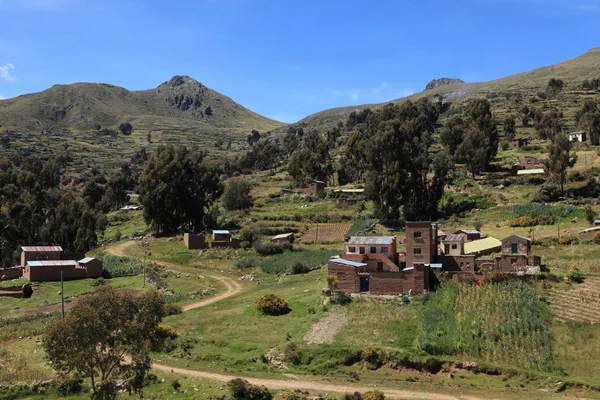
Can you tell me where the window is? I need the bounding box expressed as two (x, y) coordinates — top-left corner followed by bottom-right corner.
(413, 231), (422, 238)
(370, 246), (377, 253)
(381, 247), (388, 254)
(452, 244), (457, 249)
(413, 248), (422, 255)
(377, 262), (383, 272)
(348, 247), (356, 253)
(359, 247), (366, 254)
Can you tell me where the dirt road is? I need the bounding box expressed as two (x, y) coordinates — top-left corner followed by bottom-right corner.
(106, 240), (492, 400)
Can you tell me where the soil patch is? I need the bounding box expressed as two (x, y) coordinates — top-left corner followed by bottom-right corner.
(303, 312), (347, 344)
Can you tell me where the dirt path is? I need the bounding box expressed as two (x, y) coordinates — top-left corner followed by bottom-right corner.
(106, 240), (490, 400)
(303, 312), (347, 344)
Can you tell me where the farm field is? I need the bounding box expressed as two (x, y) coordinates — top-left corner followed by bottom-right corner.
(299, 222), (352, 243)
(549, 277), (600, 324)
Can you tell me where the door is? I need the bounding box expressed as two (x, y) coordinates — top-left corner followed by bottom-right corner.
(359, 276), (370, 293)
(511, 243), (518, 254)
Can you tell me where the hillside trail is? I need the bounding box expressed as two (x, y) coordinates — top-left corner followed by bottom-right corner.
(107, 240), (494, 400)
(105, 240), (242, 311)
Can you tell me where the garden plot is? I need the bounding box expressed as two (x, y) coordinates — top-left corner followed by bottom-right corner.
(549, 277), (600, 324)
(299, 223), (352, 243)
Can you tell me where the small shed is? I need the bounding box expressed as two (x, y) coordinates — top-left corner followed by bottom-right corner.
(594, 219), (600, 227)
(212, 230), (232, 242)
(568, 131), (586, 142)
(78, 257), (103, 278)
(327, 258), (368, 293)
(501, 235), (531, 256)
(441, 233), (464, 256)
(453, 229), (482, 242)
(271, 233), (294, 245)
(511, 137), (528, 149)
(517, 168), (545, 176)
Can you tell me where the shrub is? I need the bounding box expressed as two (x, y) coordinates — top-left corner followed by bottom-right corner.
(593, 231), (600, 244)
(568, 268), (585, 283)
(363, 391), (385, 400)
(55, 376), (83, 395)
(254, 241), (285, 256)
(114, 229), (122, 241)
(171, 378), (181, 391)
(234, 256), (261, 269)
(255, 293), (291, 316)
(92, 277), (105, 287)
(102, 256), (144, 277)
(508, 216), (536, 227)
(362, 346), (381, 369)
(291, 261), (310, 275)
(327, 274), (339, 288)
(343, 393), (364, 400)
(228, 378), (272, 400)
(163, 303), (182, 316)
(284, 343), (303, 365)
(558, 235), (571, 245)
(330, 292), (352, 305)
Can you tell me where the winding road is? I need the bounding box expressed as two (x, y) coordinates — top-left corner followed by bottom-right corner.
(106, 239), (499, 400)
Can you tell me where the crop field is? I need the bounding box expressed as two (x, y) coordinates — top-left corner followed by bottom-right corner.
(299, 223), (352, 243)
(259, 248), (339, 274)
(418, 282), (553, 371)
(549, 277), (600, 324)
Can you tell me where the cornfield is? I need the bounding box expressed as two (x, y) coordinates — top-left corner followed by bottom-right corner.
(418, 281), (553, 372)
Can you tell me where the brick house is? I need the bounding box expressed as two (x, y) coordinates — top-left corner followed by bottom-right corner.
(271, 233), (294, 245)
(523, 156), (545, 169)
(23, 257), (103, 282)
(280, 179), (326, 196)
(184, 233), (207, 250)
(20, 246), (62, 267)
(511, 137), (528, 149)
(452, 229), (483, 242)
(212, 230), (241, 249)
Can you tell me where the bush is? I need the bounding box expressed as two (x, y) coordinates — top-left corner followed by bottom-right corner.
(363, 391), (385, 400)
(343, 393), (364, 400)
(568, 268), (585, 283)
(254, 241), (285, 256)
(55, 376), (83, 395)
(102, 256), (145, 278)
(163, 303), (182, 316)
(255, 293), (291, 316)
(114, 229), (122, 241)
(327, 274), (339, 288)
(228, 378), (272, 400)
(559, 235), (571, 245)
(330, 292), (352, 305)
(171, 378), (181, 391)
(593, 231), (600, 244)
(362, 346), (381, 369)
(508, 216), (536, 227)
(92, 277), (105, 287)
(234, 256), (261, 269)
(284, 343), (303, 365)
(291, 261), (310, 275)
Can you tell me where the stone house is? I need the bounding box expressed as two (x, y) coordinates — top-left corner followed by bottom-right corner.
(511, 137), (528, 149)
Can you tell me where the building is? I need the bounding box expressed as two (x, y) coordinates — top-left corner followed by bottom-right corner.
(594, 219), (600, 227)
(517, 168), (545, 176)
(523, 156), (545, 169)
(23, 257), (103, 282)
(271, 233), (294, 245)
(568, 131), (586, 142)
(511, 137), (528, 149)
(453, 229), (483, 242)
(464, 237), (502, 256)
(184, 233), (207, 250)
(280, 179), (326, 196)
(20, 246), (62, 268)
(212, 230), (241, 249)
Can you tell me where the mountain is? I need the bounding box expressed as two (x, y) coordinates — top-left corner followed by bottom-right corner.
(425, 78), (465, 91)
(294, 48), (600, 131)
(0, 75), (282, 133)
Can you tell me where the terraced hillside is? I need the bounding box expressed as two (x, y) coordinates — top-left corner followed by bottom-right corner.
(549, 277), (600, 324)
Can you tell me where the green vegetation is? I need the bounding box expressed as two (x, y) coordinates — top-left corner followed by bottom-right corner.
(102, 256), (145, 277)
(259, 249), (338, 274)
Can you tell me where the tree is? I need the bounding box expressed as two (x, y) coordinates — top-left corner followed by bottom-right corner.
(204, 106), (213, 116)
(535, 109), (563, 141)
(44, 286), (166, 399)
(575, 99), (600, 145)
(0, 135), (10, 149)
(222, 179), (253, 211)
(247, 129), (261, 146)
(546, 78), (565, 97)
(456, 124), (490, 178)
(545, 132), (577, 193)
(139, 143), (222, 234)
(119, 122), (133, 135)
(503, 115), (516, 141)
(440, 115), (467, 154)
(584, 204), (596, 226)
(287, 130), (332, 185)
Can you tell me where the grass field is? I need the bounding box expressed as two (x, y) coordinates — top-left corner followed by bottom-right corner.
(299, 223), (352, 243)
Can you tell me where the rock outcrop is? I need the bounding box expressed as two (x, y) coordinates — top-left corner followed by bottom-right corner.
(425, 78), (465, 91)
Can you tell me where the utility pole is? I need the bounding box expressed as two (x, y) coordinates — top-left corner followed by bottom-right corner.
(60, 270), (65, 320)
(557, 219), (560, 241)
(142, 238), (148, 288)
(315, 221), (319, 243)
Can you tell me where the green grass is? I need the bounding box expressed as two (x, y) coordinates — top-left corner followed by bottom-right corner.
(346, 218), (378, 237)
(259, 249), (339, 274)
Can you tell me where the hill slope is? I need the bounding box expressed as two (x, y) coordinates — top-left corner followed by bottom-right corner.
(0, 75), (281, 133)
(295, 48), (600, 131)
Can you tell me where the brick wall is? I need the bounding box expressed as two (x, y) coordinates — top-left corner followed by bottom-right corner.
(25, 265), (87, 282)
(82, 260), (103, 278)
(184, 233), (207, 250)
(441, 255), (477, 272)
(212, 239), (241, 249)
(501, 237), (530, 255)
(405, 222), (435, 267)
(369, 272), (408, 295)
(0, 267), (23, 280)
(495, 254), (529, 272)
(328, 262), (361, 293)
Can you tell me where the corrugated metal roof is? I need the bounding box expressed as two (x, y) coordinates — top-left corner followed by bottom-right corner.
(580, 226), (600, 233)
(78, 257), (96, 264)
(347, 236), (395, 245)
(213, 230), (230, 235)
(426, 263), (443, 269)
(329, 258), (367, 268)
(517, 168), (545, 175)
(443, 234), (464, 242)
(594, 219), (600, 224)
(27, 260), (78, 267)
(340, 189), (365, 193)
(272, 233), (294, 240)
(456, 229), (481, 235)
(21, 246), (63, 252)
(464, 237), (502, 254)
(403, 267), (414, 271)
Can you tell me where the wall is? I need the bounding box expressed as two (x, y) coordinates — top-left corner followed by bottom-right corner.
(21, 250), (61, 267)
(24, 265), (87, 282)
(405, 222), (435, 267)
(440, 255), (477, 272)
(369, 272), (410, 295)
(184, 233), (207, 250)
(442, 240), (464, 256)
(501, 237), (530, 255)
(212, 239), (241, 249)
(0, 267), (23, 280)
(344, 240), (397, 264)
(81, 260), (103, 278)
(494, 255), (529, 273)
(328, 262), (361, 293)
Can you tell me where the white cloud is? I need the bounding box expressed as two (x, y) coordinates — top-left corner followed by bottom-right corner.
(0, 63), (15, 81)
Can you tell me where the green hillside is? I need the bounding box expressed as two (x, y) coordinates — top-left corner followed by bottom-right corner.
(294, 48), (600, 132)
(0, 75), (281, 134)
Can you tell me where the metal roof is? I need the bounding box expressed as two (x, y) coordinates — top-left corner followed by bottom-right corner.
(21, 246), (63, 252)
(339, 189), (365, 193)
(347, 236), (395, 245)
(426, 263), (443, 269)
(78, 257), (96, 264)
(213, 230), (230, 235)
(456, 229), (481, 235)
(579, 226), (600, 233)
(27, 260), (78, 267)
(272, 233), (294, 240)
(443, 233), (464, 242)
(517, 168), (545, 175)
(503, 235), (531, 242)
(594, 219), (600, 224)
(403, 267), (414, 271)
(329, 258), (367, 268)
(464, 237), (502, 254)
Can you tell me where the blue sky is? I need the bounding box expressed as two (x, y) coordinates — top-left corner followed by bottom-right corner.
(0, 0), (599, 123)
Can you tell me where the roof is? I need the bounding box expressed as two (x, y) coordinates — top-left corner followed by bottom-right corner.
(502, 235), (531, 242)
(213, 230), (230, 235)
(511, 137), (527, 141)
(569, 131), (585, 135)
(329, 258), (367, 268)
(426, 263), (443, 269)
(594, 219), (600, 224)
(310, 179), (325, 184)
(347, 236), (395, 245)
(78, 257), (97, 264)
(21, 246), (63, 252)
(443, 233), (464, 242)
(403, 267), (414, 271)
(339, 189), (365, 193)
(464, 237), (502, 255)
(517, 168), (545, 175)
(455, 229), (481, 235)
(272, 233), (294, 240)
(579, 226), (600, 233)
(27, 260), (78, 267)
